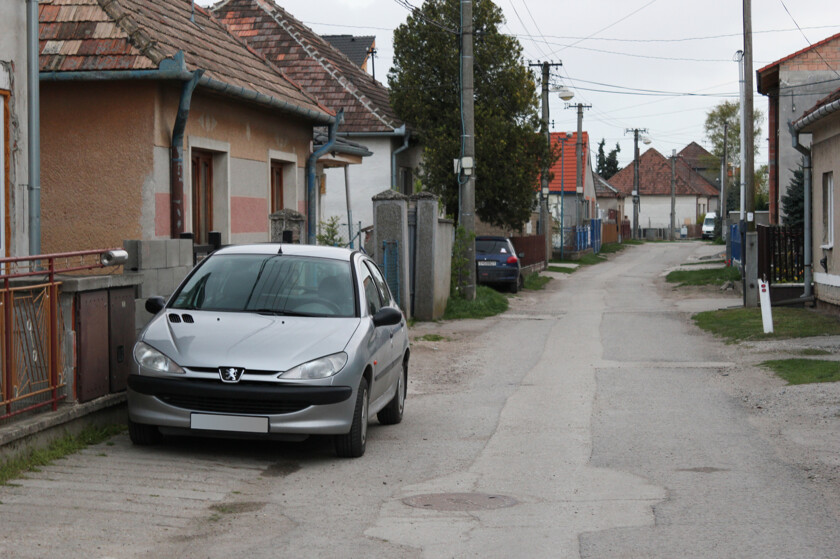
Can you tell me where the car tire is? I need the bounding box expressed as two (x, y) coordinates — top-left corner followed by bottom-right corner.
(128, 418), (162, 445)
(377, 358), (407, 425)
(335, 377), (368, 458)
(510, 276), (520, 293)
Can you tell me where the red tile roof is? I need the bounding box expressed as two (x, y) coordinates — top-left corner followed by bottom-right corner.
(546, 132), (587, 193)
(39, 0), (331, 121)
(799, 86), (840, 122)
(610, 148), (719, 197)
(757, 32), (840, 93)
(677, 141), (714, 169)
(213, 0), (401, 133)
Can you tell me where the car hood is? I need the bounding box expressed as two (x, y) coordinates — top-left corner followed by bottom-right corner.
(141, 311), (362, 372)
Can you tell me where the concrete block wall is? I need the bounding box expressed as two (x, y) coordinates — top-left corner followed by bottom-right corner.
(123, 239), (193, 331)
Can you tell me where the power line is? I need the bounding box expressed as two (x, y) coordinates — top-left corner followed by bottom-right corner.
(391, 0), (457, 34)
(777, 0), (840, 80)
(550, 0), (659, 55)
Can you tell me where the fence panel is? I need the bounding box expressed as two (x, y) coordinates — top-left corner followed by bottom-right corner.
(757, 224), (804, 284)
(510, 235), (545, 268)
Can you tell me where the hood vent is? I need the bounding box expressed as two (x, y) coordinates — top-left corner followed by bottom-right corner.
(168, 314), (182, 323)
(182, 314), (195, 323)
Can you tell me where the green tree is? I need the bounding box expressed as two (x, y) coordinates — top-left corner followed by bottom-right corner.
(781, 159), (805, 229)
(596, 139), (607, 176)
(388, 0), (549, 230)
(603, 142), (621, 179)
(704, 100), (764, 169)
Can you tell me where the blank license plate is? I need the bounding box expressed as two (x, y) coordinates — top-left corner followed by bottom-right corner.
(191, 413), (269, 433)
(477, 261), (496, 266)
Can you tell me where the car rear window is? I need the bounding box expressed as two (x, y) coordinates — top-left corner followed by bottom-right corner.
(171, 254), (355, 317)
(476, 240), (512, 254)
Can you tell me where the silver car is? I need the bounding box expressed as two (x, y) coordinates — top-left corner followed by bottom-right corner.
(127, 244), (409, 458)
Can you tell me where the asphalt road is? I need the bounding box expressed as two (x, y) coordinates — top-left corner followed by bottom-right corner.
(1, 241), (838, 558)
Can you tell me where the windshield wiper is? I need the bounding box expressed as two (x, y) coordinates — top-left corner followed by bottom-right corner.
(255, 309), (311, 317)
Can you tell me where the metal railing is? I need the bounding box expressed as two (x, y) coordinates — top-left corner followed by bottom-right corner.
(0, 249), (125, 421)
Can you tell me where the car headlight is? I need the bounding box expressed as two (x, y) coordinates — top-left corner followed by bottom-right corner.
(133, 342), (185, 374)
(279, 352), (348, 380)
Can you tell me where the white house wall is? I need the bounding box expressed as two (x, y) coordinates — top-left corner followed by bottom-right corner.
(809, 112), (840, 306)
(0, 2), (28, 256)
(636, 196), (698, 229)
(322, 136), (394, 236)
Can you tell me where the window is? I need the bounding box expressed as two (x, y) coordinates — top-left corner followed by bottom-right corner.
(191, 150), (214, 244)
(823, 172), (834, 249)
(365, 260), (393, 305)
(359, 263), (383, 316)
(270, 161), (284, 213)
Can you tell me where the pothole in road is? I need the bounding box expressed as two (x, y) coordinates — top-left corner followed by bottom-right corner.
(402, 492), (518, 511)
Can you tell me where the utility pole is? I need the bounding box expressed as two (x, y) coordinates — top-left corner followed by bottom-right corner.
(720, 121), (728, 240)
(625, 128), (648, 240)
(459, 0), (476, 300)
(530, 61), (564, 266)
(568, 103), (591, 228)
(670, 150), (676, 241)
(743, 0), (758, 307)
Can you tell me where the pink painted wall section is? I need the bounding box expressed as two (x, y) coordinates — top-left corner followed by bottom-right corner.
(231, 196), (269, 234)
(155, 192), (171, 237)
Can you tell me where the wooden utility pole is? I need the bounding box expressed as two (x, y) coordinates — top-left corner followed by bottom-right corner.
(459, 0), (476, 299)
(670, 150), (676, 241)
(743, 0), (755, 232)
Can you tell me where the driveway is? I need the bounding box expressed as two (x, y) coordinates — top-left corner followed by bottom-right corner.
(1, 241), (838, 557)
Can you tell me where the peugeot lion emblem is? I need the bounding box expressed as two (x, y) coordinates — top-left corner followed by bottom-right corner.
(219, 367), (245, 383)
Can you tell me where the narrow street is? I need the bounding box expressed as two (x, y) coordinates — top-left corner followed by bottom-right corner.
(1, 241), (839, 558)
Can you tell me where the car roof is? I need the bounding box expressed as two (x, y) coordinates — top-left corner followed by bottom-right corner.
(476, 235), (509, 241)
(214, 243), (355, 261)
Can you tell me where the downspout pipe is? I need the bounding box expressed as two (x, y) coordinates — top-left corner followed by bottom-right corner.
(391, 126), (410, 191)
(307, 109), (344, 244)
(27, 0), (40, 256)
(171, 69), (204, 237)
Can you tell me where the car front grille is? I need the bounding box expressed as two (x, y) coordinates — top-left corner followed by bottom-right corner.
(159, 393), (309, 415)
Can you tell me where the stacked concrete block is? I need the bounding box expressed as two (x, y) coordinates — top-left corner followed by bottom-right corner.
(372, 190), (411, 317)
(124, 239), (194, 332)
(270, 209), (306, 243)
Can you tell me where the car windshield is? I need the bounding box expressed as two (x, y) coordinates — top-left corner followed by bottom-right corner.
(171, 254), (355, 317)
(704, 217), (715, 227)
(475, 240), (511, 254)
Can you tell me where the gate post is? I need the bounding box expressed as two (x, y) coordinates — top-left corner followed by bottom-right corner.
(372, 190), (410, 317)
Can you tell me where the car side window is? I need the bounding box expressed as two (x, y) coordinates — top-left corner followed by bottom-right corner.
(365, 261), (393, 306)
(359, 263), (383, 316)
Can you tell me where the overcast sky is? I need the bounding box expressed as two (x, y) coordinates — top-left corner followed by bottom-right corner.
(199, 0), (840, 169)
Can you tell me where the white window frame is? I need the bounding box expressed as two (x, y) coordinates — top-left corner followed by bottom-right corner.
(822, 171), (834, 250)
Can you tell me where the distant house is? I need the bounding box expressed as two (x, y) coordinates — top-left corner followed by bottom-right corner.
(38, 0), (335, 254)
(214, 0), (418, 240)
(322, 35), (376, 74)
(791, 87), (840, 310)
(757, 32), (840, 224)
(0, 1), (28, 257)
(610, 147), (719, 234)
(678, 141), (721, 190)
(545, 132), (598, 229)
(593, 174), (625, 224)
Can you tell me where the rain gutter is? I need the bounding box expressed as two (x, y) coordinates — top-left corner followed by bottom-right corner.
(307, 110), (344, 244)
(170, 69), (204, 236)
(391, 127), (411, 190)
(27, 0), (40, 255)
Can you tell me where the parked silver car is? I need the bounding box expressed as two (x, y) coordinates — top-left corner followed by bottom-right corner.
(127, 244), (409, 458)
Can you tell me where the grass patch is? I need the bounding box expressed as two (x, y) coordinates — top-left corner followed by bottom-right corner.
(444, 285), (509, 320)
(760, 359), (840, 385)
(523, 273), (551, 290)
(693, 307), (840, 343)
(682, 260), (726, 266)
(792, 348), (832, 356)
(666, 266), (740, 286)
(0, 423), (125, 485)
(417, 333), (447, 342)
(552, 253), (606, 267)
(546, 266), (575, 274)
(598, 243), (625, 254)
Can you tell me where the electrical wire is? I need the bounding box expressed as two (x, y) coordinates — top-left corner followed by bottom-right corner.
(777, 0), (840, 80)
(391, 0), (458, 34)
(549, 0), (659, 55)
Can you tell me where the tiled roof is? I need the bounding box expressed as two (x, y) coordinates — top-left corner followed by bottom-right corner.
(678, 141), (714, 169)
(322, 35), (375, 69)
(213, 0), (401, 133)
(594, 174), (622, 198)
(39, 0), (331, 121)
(546, 132), (587, 193)
(799, 86), (840, 122)
(757, 32), (840, 93)
(610, 148), (719, 197)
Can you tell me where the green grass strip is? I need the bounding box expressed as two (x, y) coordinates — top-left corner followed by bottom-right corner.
(760, 359), (840, 385)
(444, 285), (509, 320)
(523, 273), (551, 290)
(0, 423), (125, 486)
(546, 266), (575, 274)
(666, 266), (740, 286)
(693, 307), (840, 343)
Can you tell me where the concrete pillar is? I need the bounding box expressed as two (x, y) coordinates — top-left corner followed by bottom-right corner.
(411, 192), (439, 320)
(270, 209), (305, 243)
(372, 189), (410, 316)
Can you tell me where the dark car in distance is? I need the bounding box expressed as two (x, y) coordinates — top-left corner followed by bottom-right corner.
(475, 236), (523, 293)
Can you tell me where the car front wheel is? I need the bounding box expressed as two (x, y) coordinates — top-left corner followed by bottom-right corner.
(128, 418), (162, 445)
(335, 377), (368, 458)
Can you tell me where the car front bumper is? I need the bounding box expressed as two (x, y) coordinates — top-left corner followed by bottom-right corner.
(127, 374), (357, 435)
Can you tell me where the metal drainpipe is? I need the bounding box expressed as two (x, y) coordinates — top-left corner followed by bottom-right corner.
(27, 0), (40, 255)
(790, 123), (813, 298)
(170, 70), (204, 237)
(391, 128), (410, 191)
(307, 110), (343, 244)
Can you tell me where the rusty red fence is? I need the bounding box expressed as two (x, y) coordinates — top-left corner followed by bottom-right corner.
(510, 235), (546, 268)
(0, 249), (123, 421)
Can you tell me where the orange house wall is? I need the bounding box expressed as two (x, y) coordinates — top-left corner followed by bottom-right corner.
(41, 81), (153, 254)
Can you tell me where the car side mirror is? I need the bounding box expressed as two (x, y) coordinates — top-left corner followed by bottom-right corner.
(518, 252), (525, 259)
(145, 296), (166, 315)
(372, 306), (402, 327)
